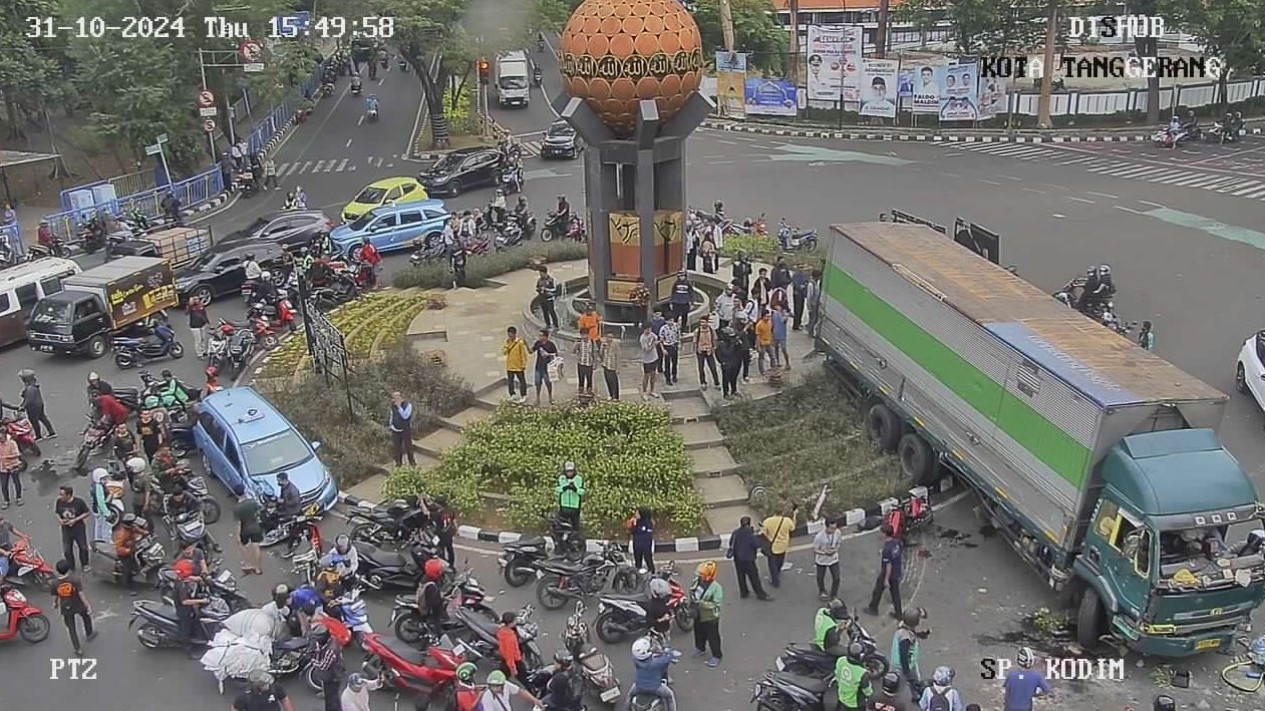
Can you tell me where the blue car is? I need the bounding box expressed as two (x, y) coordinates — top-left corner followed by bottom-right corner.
(331, 199), (451, 259)
(193, 386), (339, 516)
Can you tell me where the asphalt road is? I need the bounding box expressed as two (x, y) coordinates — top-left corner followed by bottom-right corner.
(5, 94), (1265, 708)
(486, 42), (564, 139)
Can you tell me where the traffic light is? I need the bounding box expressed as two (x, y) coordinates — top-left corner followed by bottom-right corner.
(478, 60), (490, 84)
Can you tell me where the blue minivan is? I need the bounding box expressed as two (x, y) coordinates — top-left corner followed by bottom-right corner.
(330, 199), (451, 260)
(193, 387), (339, 511)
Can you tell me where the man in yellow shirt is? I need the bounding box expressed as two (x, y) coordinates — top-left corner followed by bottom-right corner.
(754, 312), (776, 375)
(502, 326), (530, 404)
(761, 503), (798, 588)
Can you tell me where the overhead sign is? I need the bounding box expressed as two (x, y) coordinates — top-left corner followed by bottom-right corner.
(202, 119), (217, 133)
(144, 144), (162, 156)
(198, 107), (218, 117)
(196, 90), (215, 108)
(239, 39), (262, 63)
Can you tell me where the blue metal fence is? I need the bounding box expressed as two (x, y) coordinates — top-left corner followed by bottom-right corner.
(41, 60), (329, 244)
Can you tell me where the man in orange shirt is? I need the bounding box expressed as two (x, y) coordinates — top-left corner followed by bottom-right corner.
(755, 311), (776, 375)
(496, 610), (529, 688)
(578, 302), (602, 342)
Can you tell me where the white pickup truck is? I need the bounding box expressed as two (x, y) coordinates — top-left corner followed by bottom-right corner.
(496, 51), (530, 108)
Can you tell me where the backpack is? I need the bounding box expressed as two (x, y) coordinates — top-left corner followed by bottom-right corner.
(926, 688), (951, 711)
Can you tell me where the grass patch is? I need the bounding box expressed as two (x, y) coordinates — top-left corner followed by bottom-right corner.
(383, 400), (705, 537)
(718, 233), (826, 271)
(716, 370), (906, 518)
(392, 240), (589, 290)
(258, 345), (474, 488)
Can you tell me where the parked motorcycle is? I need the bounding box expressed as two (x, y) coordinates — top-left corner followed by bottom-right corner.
(73, 415), (112, 472)
(0, 585), (51, 644)
(226, 328), (257, 380)
(205, 323), (233, 368)
(113, 335), (185, 369)
(409, 240), (449, 266)
(156, 563), (253, 614)
(498, 533), (552, 587)
(163, 509), (212, 553)
(347, 497), (431, 546)
(535, 541), (637, 611)
(751, 670), (836, 711)
(320, 587), (373, 650)
(494, 220), (526, 251)
(2, 535), (54, 588)
(130, 596), (231, 649)
(784, 228), (819, 251)
(563, 601), (622, 706)
(446, 603), (541, 670)
(353, 538), (441, 590)
(27, 236), (72, 259)
(260, 500), (324, 549)
(389, 568), (499, 644)
(91, 533), (167, 587)
(594, 574), (690, 644)
(360, 631), (469, 697)
(773, 612), (891, 679)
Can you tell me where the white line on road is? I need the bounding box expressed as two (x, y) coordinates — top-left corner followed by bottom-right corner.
(1068, 196), (1095, 204)
(940, 172), (960, 177)
(715, 139), (737, 145)
(314, 160), (326, 172)
(374, 157), (383, 167)
(1022, 187), (1046, 194)
(324, 161), (337, 173)
(345, 139), (353, 148)
(978, 179), (1001, 185)
(335, 158), (348, 172)
(999, 175), (1022, 181)
(1114, 205), (1144, 214)
(1086, 191), (1118, 199)
(357, 115), (364, 126)
(709, 160), (735, 165)
(1137, 200), (1165, 208)
(1232, 181), (1264, 195)
(1051, 213), (1066, 218)
(297, 161), (312, 174)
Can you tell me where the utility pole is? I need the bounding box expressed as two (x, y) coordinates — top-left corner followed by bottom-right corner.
(876, 0), (891, 59)
(788, 0), (800, 84)
(718, 0), (736, 53)
(1036, 1), (1058, 128)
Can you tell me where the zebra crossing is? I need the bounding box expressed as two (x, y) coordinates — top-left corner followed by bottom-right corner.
(947, 142), (1265, 200)
(274, 142), (546, 177)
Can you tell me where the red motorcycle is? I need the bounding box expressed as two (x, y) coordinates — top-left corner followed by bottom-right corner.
(2, 414), (41, 464)
(462, 234), (492, 255)
(5, 535), (55, 588)
(540, 213), (586, 242)
(361, 631), (468, 698)
(0, 585), (51, 644)
(885, 492), (933, 543)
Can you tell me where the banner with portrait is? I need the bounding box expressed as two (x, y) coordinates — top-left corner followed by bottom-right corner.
(977, 73), (1007, 119)
(908, 59), (945, 114)
(715, 51), (748, 119)
(859, 59), (899, 118)
(745, 77), (798, 117)
(806, 26), (846, 102)
(939, 61), (979, 122)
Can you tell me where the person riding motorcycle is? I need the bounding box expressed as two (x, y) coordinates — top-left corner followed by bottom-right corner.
(287, 584), (323, 636)
(92, 391), (131, 427)
(542, 651), (583, 711)
(156, 369), (189, 408)
(114, 512), (147, 595)
(320, 534), (360, 588)
(365, 94), (380, 116)
(867, 672), (912, 711)
(835, 642), (874, 711)
(351, 74), (362, 92)
(814, 598), (850, 655)
(537, 32), (546, 52)
(414, 557), (448, 639)
(283, 191), (299, 210)
(630, 636), (677, 711)
(532, 64), (543, 86)
(168, 484), (221, 553)
(646, 578), (674, 636)
(242, 252), (262, 295)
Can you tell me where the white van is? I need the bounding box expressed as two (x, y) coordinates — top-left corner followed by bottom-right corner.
(0, 257), (81, 347)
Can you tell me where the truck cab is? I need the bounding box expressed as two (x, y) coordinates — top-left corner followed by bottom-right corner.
(496, 51), (530, 108)
(1076, 429), (1265, 656)
(26, 290), (112, 358)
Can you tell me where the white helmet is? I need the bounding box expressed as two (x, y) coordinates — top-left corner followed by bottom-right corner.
(1017, 647), (1036, 669)
(126, 457), (148, 474)
(261, 270), (271, 280)
(90, 467), (108, 482)
(631, 637), (653, 661)
(649, 578), (671, 598)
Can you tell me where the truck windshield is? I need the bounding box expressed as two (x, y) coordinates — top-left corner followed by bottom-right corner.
(243, 431), (313, 475)
(29, 299), (71, 325)
(500, 76), (528, 90)
(1159, 527), (1227, 570)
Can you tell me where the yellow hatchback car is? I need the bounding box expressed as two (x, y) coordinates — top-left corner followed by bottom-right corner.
(341, 177), (429, 222)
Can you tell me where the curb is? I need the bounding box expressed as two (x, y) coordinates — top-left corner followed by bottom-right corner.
(701, 120), (1265, 143)
(337, 476), (958, 554)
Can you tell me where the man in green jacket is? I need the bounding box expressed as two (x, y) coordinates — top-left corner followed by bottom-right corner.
(555, 460), (585, 532)
(835, 642), (873, 711)
(814, 599), (849, 654)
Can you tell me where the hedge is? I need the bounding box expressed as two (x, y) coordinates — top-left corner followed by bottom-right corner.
(383, 400), (705, 536)
(716, 233), (825, 270)
(392, 241), (589, 289)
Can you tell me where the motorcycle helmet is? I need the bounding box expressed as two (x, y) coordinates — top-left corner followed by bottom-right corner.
(932, 666), (955, 685)
(261, 270), (271, 280)
(828, 599), (849, 620)
(272, 584), (291, 606)
(1017, 646), (1036, 669)
(424, 558), (447, 581)
(1154, 696), (1176, 711)
(554, 650), (573, 668)
(1055, 292), (1072, 306)
(486, 670), (507, 687)
(88, 372), (100, 383)
(631, 637), (653, 661)
(901, 608), (921, 628)
(18, 368), (35, 383)
(144, 395), (160, 409)
(335, 534), (351, 554)
(495, 189), (503, 196)
(206, 366), (219, 378)
(312, 625), (331, 643)
(125, 457), (148, 475)
(90, 467), (108, 482)
(1098, 264), (1112, 277)
(1086, 265), (1098, 276)
(245, 253), (255, 261)
(173, 559), (196, 579)
(347, 673), (368, 691)
(845, 641), (866, 664)
(649, 578), (671, 598)
(881, 672), (901, 694)
(696, 560), (717, 582)
(161, 369), (173, 379)
(456, 662), (477, 683)
(121, 512), (139, 527)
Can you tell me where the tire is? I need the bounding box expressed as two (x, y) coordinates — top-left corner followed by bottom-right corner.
(535, 575), (569, 611)
(866, 403), (901, 452)
(348, 523), (379, 544)
(18, 614), (51, 643)
(674, 604), (695, 632)
(201, 497), (222, 525)
(863, 653), (889, 678)
(304, 662), (321, 693)
(349, 246), (364, 261)
(261, 527), (287, 548)
(74, 443), (92, 472)
(170, 342), (185, 358)
(192, 286), (213, 305)
(393, 611), (428, 644)
(1076, 585), (1105, 649)
(262, 334), (279, 350)
(113, 352), (135, 369)
(137, 623), (164, 649)
(504, 562), (534, 588)
(540, 226), (555, 242)
(898, 432), (937, 486)
(594, 610), (627, 644)
(611, 568), (637, 594)
(86, 335), (108, 359)
(447, 179), (463, 197)
(1237, 363), (1250, 394)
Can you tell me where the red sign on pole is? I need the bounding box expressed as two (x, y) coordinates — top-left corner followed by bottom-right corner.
(239, 40), (262, 63)
(196, 90), (215, 108)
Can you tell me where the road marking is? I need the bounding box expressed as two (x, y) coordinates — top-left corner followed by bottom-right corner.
(1241, 186), (1265, 198)
(940, 172), (960, 177)
(297, 161), (312, 174)
(357, 115), (364, 126)
(1051, 213), (1066, 218)
(1114, 205), (1144, 214)
(314, 160), (326, 172)
(978, 179), (1001, 185)
(1142, 207), (1265, 250)
(1086, 191), (1117, 199)
(1138, 200), (1165, 207)
(324, 161), (338, 173)
(1022, 187), (1046, 194)
(1232, 181), (1265, 195)
(1040, 183), (1069, 191)
(715, 139), (737, 145)
(345, 139), (353, 148)
(999, 175), (1022, 181)
(374, 157), (383, 167)
(1058, 157), (1095, 165)
(334, 158), (348, 172)
(1068, 196), (1095, 204)
(708, 160), (735, 165)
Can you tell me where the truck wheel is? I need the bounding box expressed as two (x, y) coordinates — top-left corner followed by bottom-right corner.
(86, 335), (108, 359)
(866, 403), (901, 452)
(898, 433), (937, 486)
(1237, 363), (1250, 394)
(1076, 586), (1105, 649)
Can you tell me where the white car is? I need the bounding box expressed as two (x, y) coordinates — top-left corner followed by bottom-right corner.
(1235, 332), (1265, 407)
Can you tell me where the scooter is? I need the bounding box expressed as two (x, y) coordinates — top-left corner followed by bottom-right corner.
(409, 240), (449, 266)
(225, 328), (257, 380)
(351, 81), (362, 97)
(205, 323), (234, 369)
(113, 335), (185, 369)
(773, 611), (893, 679)
(499, 532), (551, 587)
(751, 670), (836, 711)
(361, 631), (469, 697)
(0, 585), (51, 644)
(786, 228), (819, 251)
(1207, 120), (1239, 144)
(91, 533), (168, 587)
(164, 509), (212, 553)
(156, 563), (253, 614)
(321, 82), (335, 97)
(3, 535), (54, 588)
(494, 220), (526, 251)
(353, 538), (441, 589)
(367, 107), (379, 123)
(3, 413), (41, 463)
(447, 603), (540, 669)
(563, 601), (622, 705)
(540, 213), (586, 242)
(628, 648), (682, 711)
(130, 595), (232, 649)
(593, 575), (689, 644)
(73, 416), (112, 472)
(27, 236), (71, 259)
(535, 541), (637, 611)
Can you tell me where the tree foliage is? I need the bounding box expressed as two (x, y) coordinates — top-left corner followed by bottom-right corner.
(894, 0), (1063, 54)
(1157, 0), (1264, 97)
(691, 0), (787, 73)
(0, 0), (72, 137)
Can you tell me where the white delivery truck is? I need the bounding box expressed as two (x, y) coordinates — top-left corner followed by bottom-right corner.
(496, 51), (530, 108)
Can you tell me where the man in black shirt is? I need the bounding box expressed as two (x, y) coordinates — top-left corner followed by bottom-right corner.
(728, 516), (771, 600)
(537, 267), (560, 329)
(545, 652), (583, 710)
(277, 472), (304, 557)
(233, 670), (295, 711)
(867, 672), (914, 711)
(530, 329), (558, 406)
(55, 485), (92, 571)
(173, 567), (209, 657)
(51, 559), (95, 655)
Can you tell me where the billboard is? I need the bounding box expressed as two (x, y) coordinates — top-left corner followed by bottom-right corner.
(806, 26), (858, 102)
(745, 77), (798, 116)
(908, 59), (945, 114)
(859, 59), (899, 118)
(940, 61), (979, 122)
(716, 51), (748, 119)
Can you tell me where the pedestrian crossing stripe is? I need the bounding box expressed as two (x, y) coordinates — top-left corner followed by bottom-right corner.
(272, 142), (546, 178)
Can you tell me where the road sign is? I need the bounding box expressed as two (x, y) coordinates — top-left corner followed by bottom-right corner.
(144, 144), (162, 156)
(196, 90), (215, 108)
(239, 39), (262, 63)
(202, 118), (216, 133)
(199, 107), (218, 117)
(156, 133), (168, 143)
(243, 63), (265, 73)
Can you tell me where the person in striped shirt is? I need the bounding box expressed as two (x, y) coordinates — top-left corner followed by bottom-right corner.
(599, 333), (621, 400)
(659, 314), (681, 385)
(573, 336), (597, 397)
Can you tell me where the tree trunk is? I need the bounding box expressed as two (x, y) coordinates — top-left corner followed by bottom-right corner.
(1129, 0), (1159, 124)
(4, 95), (26, 140)
(413, 50), (450, 149)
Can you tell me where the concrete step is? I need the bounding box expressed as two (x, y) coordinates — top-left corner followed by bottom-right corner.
(344, 473), (389, 504)
(689, 446), (740, 477)
(442, 407), (489, 431)
(413, 427), (465, 459)
(667, 395), (713, 424)
(674, 420), (725, 451)
(703, 504), (759, 536)
(694, 473), (750, 509)
(398, 452), (441, 470)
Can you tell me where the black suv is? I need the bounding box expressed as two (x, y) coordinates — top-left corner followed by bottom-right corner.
(220, 210), (335, 251)
(418, 148), (502, 196)
(174, 241), (289, 305)
(540, 120), (579, 160)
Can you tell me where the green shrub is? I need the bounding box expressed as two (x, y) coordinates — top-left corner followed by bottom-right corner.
(444, 84), (478, 135)
(258, 345), (474, 487)
(392, 241), (589, 289)
(717, 233), (825, 269)
(383, 400), (705, 536)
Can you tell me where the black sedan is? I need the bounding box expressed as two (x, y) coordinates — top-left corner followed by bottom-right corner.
(174, 241), (289, 304)
(540, 120), (580, 160)
(418, 147), (502, 196)
(220, 210), (335, 251)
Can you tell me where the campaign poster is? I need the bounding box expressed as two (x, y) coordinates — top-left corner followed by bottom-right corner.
(910, 59), (944, 114)
(939, 61), (978, 122)
(840, 26), (863, 103)
(897, 68), (915, 99)
(978, 73), (1007, 119)
(744, 77), (798, 117)
(859, 59), (899, 118)
(806, 26), (848, 102)
(716, 51), (748, 119)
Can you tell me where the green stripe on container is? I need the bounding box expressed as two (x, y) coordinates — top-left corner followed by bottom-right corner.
(824, 262), (1090, 489)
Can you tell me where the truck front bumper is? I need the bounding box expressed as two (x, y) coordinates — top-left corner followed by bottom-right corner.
(1126, 626), (1238, 657)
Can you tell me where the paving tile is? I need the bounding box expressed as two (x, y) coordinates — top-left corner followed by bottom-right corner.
(667, 395), (712, 423)
(693, 474), (750, 508)
(413, 428), (465, 458)
(704, 505), (759, 535)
